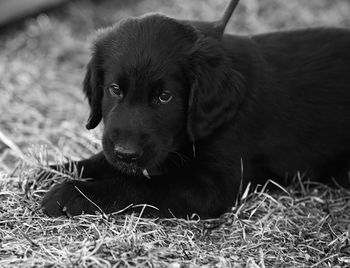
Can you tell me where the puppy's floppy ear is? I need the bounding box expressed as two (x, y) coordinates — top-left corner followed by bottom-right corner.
(187, 35), (244, 142)
(84, 54), (103, 130)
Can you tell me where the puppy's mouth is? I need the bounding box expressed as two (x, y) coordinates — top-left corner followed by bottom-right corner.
(112, 158), (144, 176)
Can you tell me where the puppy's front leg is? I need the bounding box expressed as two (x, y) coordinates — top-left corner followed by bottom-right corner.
(42, 151), (118, 180)
(41, 173), (229, 218)
(73, 151), (119, 180)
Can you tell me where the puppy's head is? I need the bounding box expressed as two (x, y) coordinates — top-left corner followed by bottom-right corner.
(84, 14), (243, 175)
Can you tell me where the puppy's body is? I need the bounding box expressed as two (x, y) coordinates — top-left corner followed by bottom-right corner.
(220, 28), (350, 182)
(41, 12), (350, 218)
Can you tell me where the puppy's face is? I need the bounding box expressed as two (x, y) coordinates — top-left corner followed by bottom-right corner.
(88, 15), (197, 174)
(84, 14), (241, 175)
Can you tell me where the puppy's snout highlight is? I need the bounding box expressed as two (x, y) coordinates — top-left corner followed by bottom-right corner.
(113, 144), (142, 161)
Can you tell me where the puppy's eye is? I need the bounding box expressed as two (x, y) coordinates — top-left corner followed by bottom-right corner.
(158, 90), (173, 104)
(108, 84), (123, 99)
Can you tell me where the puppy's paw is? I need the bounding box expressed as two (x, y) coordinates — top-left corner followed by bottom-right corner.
(41, 181), (97, 217)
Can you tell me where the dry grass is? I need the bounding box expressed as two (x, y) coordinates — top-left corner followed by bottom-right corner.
(1, 0), (350, 267)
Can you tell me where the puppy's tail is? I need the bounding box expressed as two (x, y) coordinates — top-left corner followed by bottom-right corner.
(214, 0), (240, 36)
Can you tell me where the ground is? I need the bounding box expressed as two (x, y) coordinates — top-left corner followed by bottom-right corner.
(1, 0), (350, 267)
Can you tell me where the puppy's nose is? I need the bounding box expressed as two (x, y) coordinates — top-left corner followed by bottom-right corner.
(113, 144), (142, 161)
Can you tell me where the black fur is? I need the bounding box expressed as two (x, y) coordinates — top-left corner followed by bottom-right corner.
(41, 13), (350, 218)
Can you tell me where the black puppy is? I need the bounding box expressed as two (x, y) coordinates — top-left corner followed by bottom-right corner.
(42, 0), (350, 218)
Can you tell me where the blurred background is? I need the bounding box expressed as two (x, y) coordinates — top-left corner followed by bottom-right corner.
(1, 0), (350, 173)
